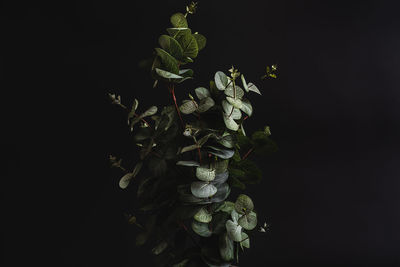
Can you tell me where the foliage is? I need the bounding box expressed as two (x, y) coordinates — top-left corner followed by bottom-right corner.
(109, 2), (277, 266)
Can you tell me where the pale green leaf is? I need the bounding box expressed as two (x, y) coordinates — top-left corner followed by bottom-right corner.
(219, 232), (234, 261)
(224, 85), (244, 99)
(179, 99), (198, 114)
(194, 207), (212, 223)
(241, 74), (249, 92)
(226, 219), (242, 242)
(239, 98), (253, 116)
(155, 68), (184, 79)
(234, 194), (254, 214)
(191, 220), (212, 237)
(226, 97), (243, 109)
(196, 166), (216, 182)
(152, 241), (168, 255)
(222, 112), (239, 131)
(194, 87), (210, 100)
(247, 82), (261, 95)
(240, 232), (250, 250)
(238, 211), (257, 230)
(191, 181), (217, 198)
(214, 71), (229, 90)
(197, 97), (215, 113)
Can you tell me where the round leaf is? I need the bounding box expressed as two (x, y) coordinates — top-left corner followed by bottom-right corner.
(191, 181), (217, 198)
(194, 207), (212, 223)
(226, 97), (243, 109)
(195, 87), (210, 100)
(214, 71), (228, 90)
(170, 13), (188, 28)
(223, 113), (239, 131)
(224, 85), (244, 99)
(179, 99), (198, 114)
(158, 34), (184, 60)
(177, 33), (199, 59)
(155, 48), (179, 74)
(225, 220), (242, 242)
(166, 27), (191, 39)
(196, 166), (216, 182)
(239, 98), (253, 116)
(234, 194), (254, 214)
(219, 233), (234, 261)
(211, 171), (229, 185)
(238, 211), (257, 230)
(210, 182), (231, 203)
(193, 33), (206, 50)
(191, 220), (212, 237)
(197, 97), (215, 113)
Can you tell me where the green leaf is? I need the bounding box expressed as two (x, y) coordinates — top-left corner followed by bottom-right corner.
(197, 97), (215, 113)
(193, 33), (206, 50)
(142, 106), (158, 117)
(136, 232), (148, 246)
(210, 182), (230, 202)
(196, 166), (216, 182)
(211, 171), (229, 185)
(155, 68), (184, 80)
(119, 161), (143, 189)
(219, 233), (234, 261)
(127, 98), (139, 124)
(155, 48), (179, 74)
(238, 211), (257, 230)
(230, 176), (246, 190)
(214, 71), (229, 90)
(215, 201), (235, 213)
(224, 85), (245, 99)
(177, 33), (199, 59)
(210, 211), (230, 234)
(234, 194), (254, 215)
(176, 160), (200, 167)
(217, 132), (236, 149)
(225, 220), (242, 242)
(191, 220), (212, 237)
(239, 98), (253, 116)
(180, 144), (199, 154)
(212, 159), (229, 174)
(206, 146), (235, 159)
(152, 241), (168, 255)
(241, 74), (249, 92)
(240, 232), (250, 250)
(179, 68), (194, 77)
(191, 181), (217, 198)
(194, 87), (210, 100)
(166, 28), (192, 39)
(247, 82), (261, 95)
(194, 207), (212, 223)
(222, 100), (241, 120)
(172, 259), (189, 267)
(158, 34), (184, 60)
(179, 99), (198, 114)
(170, 13), (188, 28)
(226, 97), (243, 109)
(251, 130), (278, 156)
(230, 159), (262, 184)
(222, 113), (239, 131)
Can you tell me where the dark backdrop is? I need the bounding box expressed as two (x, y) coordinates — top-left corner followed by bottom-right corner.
(3, 0), (400, 266)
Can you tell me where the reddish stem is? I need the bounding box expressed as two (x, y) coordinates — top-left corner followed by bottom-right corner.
(170, 85), (184, 128)
(133, 113), (151, 128)
(197, 147), (202, 165)
(242, 147), (254, 160)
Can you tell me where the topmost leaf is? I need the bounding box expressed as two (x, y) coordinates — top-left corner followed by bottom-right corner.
(170, 13), (188, 28)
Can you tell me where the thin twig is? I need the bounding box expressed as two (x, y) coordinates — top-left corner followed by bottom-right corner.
(242, 147), (254, 160)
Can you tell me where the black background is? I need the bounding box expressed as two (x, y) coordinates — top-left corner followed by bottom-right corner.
(3, 0), (400, 266)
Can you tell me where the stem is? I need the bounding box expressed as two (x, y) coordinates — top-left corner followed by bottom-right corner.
(242, 147), (254, 160)
(170, 85), (184, 128)
(197, 146), (202, 165)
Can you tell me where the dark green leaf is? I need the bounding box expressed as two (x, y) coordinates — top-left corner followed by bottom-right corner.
(170, 13), (188, 28)
(234, 194), (254, 215)
(193, 33), (206, 50)
(155, 48), (179, 74)
(158, 34), (184, 60)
